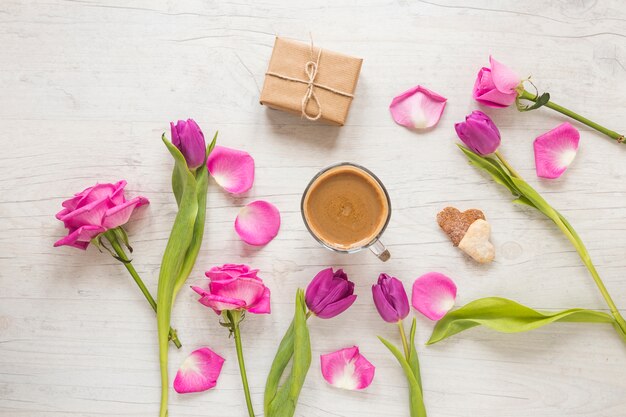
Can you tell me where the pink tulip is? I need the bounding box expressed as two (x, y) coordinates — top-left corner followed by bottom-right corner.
(191, 264), (271, 314)
(473, 56), (521, 108)
(455, 110), (501, 156)
(54, 180), (149, 249)
(171, 119), (207, 170)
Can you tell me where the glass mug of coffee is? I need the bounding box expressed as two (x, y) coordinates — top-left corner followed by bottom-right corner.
(301, 162), (391, 261)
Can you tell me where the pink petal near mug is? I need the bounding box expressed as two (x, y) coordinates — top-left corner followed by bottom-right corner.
(234, 200), (281, 246)
(412, 272), (457, 321)
(173, 347), (225, 394)
(320, 346), (375, 391)
(207, 145), (255, 194)
(389, 85), (447, 129)
(533, 122), (580, 179)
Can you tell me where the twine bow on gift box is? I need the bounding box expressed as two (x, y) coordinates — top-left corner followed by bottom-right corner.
(265, 45), (355, 121)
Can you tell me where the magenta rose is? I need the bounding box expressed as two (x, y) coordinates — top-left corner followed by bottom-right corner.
(192, 264), (271, 314)
(473, 56), (521, 108)
(54, 180), (149, 249)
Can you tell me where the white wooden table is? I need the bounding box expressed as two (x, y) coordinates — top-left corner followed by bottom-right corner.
(1, 1), (625, 416)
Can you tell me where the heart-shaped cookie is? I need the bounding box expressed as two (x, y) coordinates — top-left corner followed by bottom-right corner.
(436, 207), (485, 246)
(458, 219), (495, 263)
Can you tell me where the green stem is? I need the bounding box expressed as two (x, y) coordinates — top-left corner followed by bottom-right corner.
(495, 154), (626, 335)
(103, 230), (182, 349)
(520, 90), (625, 143)
(230, 311), (256, 417)
(397, 320), (410, 360)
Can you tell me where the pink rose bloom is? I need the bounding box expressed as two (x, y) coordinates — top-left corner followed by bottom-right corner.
(192, 264), (271, 314)
(473, 56), (521, 108)
(54, 180), (149, 250)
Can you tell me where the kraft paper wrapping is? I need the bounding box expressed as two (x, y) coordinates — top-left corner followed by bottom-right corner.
(260, 37), (363, 126)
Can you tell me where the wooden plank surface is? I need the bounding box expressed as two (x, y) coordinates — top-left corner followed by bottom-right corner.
(1, 1), (625, 416)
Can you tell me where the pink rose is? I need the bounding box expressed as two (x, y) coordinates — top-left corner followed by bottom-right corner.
(54, 180), (149, 249)
(473, 56), (521, 108)
(192, 264), (271, 314)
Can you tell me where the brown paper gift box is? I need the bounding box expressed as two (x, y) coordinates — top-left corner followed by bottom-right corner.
(260, 37), (363, 126)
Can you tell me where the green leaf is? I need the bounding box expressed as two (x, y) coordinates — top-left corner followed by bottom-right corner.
(156, 137), (200, 417)
(408, 318), (422, 391)
(264, 289), (311, 417)
(427, 297), (616, 345)
(516, 92), (551, 112)
(457, 145), (518, 195)
(162, 133), (187, 207)
(379, 336), (427, 417)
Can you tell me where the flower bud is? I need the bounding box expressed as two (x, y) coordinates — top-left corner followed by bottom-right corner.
(305, 268), (357, 319)
(372, 273), (410, 323)
(170, 119), (206, 170)
(455, 110), (501, 155)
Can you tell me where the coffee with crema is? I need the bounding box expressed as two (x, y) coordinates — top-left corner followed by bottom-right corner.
(302, 165), (389, 250)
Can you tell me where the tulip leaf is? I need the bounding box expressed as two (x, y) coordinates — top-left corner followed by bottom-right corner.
(427, 297), (616, 345)
(408, 318), (422, 391)
(379, 336), (427, 417)
(162, 133), (188, 207)
(264, 289), (311, 417)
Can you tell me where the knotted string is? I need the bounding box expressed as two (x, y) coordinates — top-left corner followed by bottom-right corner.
(265, 42), (354, 121)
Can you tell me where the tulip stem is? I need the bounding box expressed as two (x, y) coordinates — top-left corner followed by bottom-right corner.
(398, 321), (410, 360)
(519, 90), (625, 144)
(493, 153), (626, 337)
(229, 310), (256, 417)
(103, 230), (182, 349)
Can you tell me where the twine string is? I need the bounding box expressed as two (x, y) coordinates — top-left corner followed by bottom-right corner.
(265, 44), (354, 121)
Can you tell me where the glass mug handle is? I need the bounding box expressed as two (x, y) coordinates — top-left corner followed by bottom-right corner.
(369, 239), (390, 262)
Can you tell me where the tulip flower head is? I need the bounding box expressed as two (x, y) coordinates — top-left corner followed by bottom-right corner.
(372, 273), (410, 323)
(455, 110), (501, 156)
(305, 268), (357, 319)
(170, 118), (207, 170)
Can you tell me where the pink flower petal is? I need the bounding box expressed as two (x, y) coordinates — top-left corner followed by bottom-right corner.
(209, 277), (267, 308)
(234, 200), (280, 246)
(320, 346), (375, 391)
(101, 196), (149, 229)
(533, 122), (580, 179)
(53, 225), (106, 249)
(207, 146), (255, 194)
(173, 347), (225, 394)
(411, 272), (457, 321)
(489, 56), (520, 94)
(247, 286), (271, 314)
(59, 197), (110, 229)
(191, 286), (246, 314)
(389, 85), (447, 129)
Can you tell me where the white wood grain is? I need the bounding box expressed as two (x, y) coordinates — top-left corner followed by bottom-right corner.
(1, 0), (625, 416)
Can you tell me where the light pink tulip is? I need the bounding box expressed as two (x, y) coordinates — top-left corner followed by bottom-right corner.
(473, 56), (520, 108)
(54, 180), (149, 249)
(191, 264), (271, 315)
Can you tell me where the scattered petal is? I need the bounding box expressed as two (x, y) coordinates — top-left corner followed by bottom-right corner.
(389, 85), (447, 129)
(207, 146), (255, 194)
(533, 122), (580, 179)
(412, 272), (457, 321)
(234, 200), (280, 246)
(320, 346), (375, 391)
(173, 347), (225, 394)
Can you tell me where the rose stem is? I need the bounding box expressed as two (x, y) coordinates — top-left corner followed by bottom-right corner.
(519, 89), (625, 143)
(229, 310), (256, 417)
(103, 230), (182, 348)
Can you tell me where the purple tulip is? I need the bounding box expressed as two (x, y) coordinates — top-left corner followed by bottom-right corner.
(305, 268), (357, 319)
(372, 273), (410, 323)
(170, 119), (206, 170)
(454, 110), (501, 156)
